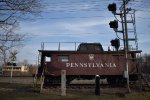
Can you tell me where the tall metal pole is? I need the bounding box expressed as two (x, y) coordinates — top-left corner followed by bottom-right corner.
(123, 0), (131, 93)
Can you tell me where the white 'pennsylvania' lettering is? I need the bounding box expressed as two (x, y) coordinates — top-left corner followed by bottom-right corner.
(66, 63), (116, 68)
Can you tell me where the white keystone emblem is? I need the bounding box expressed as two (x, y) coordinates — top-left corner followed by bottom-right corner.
(89, 54), (94, 61)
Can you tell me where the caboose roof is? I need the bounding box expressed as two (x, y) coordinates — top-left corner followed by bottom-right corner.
(38, 50), (142, 55)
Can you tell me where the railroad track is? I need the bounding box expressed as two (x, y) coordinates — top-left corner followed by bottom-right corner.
(36, 81), (150, 92)
(40, 84), (135, 95)
(39, 83), (150, 95)
(43, 83), (118, 90)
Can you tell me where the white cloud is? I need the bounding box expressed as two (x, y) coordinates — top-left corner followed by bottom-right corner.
(60, 19), (108, 32)
(17, 17), (112, 37)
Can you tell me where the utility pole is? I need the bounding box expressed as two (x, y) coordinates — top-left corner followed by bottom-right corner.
(123, 0), (131, 93)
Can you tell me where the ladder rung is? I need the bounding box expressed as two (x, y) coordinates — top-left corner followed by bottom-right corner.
(128, 29), (134, 31)
(128, 31), (135, 32)
(122, 20), (133, 23)
(126, 20), (133, 23)
(128, 38), (136, 41)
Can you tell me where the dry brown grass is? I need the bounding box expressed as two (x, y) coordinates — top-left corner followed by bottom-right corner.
(0, 82), (150, 100)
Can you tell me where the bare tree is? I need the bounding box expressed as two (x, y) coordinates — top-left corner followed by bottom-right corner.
(0, 0), (42, 65)
(0, 0), (42, 32)
(0, 25), (25, 64)
(0, 0), (42, 24)
(141, 54), (150, 74)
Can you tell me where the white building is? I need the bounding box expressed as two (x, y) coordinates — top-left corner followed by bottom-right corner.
(2, 65), (29, 72)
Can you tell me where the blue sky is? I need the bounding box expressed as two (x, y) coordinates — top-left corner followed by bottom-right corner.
(15, 0), (150, 64)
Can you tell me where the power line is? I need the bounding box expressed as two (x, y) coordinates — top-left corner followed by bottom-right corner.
(42, 0), (118, 5)
(136, 9), (150, 12)
(41, 0), (122, 12)
(43, 9), (106, 13)
(40, 0), (150, 15)
(37, 15), (114, 20)
(32, 32), (108, 37)
(137, 17), (150, 20)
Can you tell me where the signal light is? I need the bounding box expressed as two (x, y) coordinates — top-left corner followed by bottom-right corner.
(109, 20), (118, 28)
(108, 3), (116, 13)
(110, 39), (120, 50)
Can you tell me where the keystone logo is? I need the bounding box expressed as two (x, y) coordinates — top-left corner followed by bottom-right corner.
(89, 54), (94, 61)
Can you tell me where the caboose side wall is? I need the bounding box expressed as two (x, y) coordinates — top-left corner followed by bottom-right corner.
(39, 51), (138, 76)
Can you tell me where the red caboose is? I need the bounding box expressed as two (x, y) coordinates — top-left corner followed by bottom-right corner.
(37, 43), (142, 86)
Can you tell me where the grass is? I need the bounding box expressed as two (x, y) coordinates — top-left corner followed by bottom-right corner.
(0, 82), (150, 100)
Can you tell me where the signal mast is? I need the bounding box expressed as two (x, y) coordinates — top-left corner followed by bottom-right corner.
(108, 0), (138, 93)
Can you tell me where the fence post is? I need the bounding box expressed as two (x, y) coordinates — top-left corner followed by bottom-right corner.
(61, 70), (66, 96)
(95, 75), (100, 96)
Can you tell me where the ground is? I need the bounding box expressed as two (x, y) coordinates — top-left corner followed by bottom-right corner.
(0, 79), (150, 100)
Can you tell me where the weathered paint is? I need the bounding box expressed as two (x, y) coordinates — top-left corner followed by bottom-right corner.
(39, 51), (138, 76)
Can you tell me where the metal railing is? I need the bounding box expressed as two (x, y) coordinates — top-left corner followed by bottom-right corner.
(40, 42), (126, 51)
(41, 42), (82, 51)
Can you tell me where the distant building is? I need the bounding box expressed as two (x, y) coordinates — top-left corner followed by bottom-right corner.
(2, 63), (30, 76)
(2, 65), (28, 72)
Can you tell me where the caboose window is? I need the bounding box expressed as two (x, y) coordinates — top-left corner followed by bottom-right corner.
(46, 56), (51, 62)
(59, 56), (69, 62)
